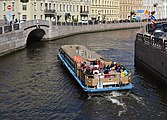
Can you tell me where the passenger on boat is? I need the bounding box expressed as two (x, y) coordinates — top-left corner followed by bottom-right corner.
(81, 61), (88, 72)
(116, 64), (121, 72)
(93, 67), (100, 74)
(96, 60), (101, 69)
(83, 61), (88, 68)
(106, 65), (110, 69)
(104, 69), (110, 78)
(121, 66), (128, 76)
(102, 64), (107, 70)
(120, 69), (125, 77)
(85, 67), (92, 75)
(113, 62), (118, 70)
(94, 72), (99, 79)
(110, 62), (114, 68)
(109, 67), (117, 73)
(93, 60), (101, 69)
(89, 62), (94, 71)
(98, 68), (105, 78)
(124, 69), (128, 76)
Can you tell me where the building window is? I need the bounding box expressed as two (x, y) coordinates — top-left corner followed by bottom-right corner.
(60, 4), (62, 11)
(73, 5), (75, 12)
(22, 15), (27, 20)
(3, 2), (6, 11)
(67, 5), (69, 12)
(57, 4), (59, 12)
(70, 5), (72, 12)
(54, 4), (55, 10)
(77, 5), (79, 12)
(45, 3), (48, 11)
(87, 6), (89, 11)
(34, 2), (37, 11)
(23, 5), (27, 10)
(41, 15), (43, 19)
(63, 4), (65, 12)
(4, 15), (6, 20)
(41, 3), (43, 11)
(12, 2), (14, 11)
(49, 3), (51, 10)
(34, 15), (36, 20)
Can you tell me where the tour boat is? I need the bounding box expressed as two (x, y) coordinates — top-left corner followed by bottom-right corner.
(57, 45), (133, 93)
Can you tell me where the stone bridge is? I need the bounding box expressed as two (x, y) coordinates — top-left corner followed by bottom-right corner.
(0, 19), (146, 56)
(0, 20), (49, 56)
(20, 20), (49, 44)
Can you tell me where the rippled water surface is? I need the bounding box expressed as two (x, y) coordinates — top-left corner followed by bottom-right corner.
(0, 29), (167, 120)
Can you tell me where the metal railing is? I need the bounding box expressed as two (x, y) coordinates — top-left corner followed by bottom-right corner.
(136, 33), (167, 51)
(1, 18), (167, 35)
(0, 23), (20, 34)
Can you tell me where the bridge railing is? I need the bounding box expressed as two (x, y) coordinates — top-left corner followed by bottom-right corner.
(0, 23), (20, 34)
(52, 20), (142, 26)
(0, 19), (166, 35)
(20, 20), (49, 30)
(136, 33), (167, 52)
(51, 18), (167, 26)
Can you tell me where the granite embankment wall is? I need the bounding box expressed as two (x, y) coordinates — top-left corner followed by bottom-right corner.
(0, 30), (25, 56)
(0, 22), (142, 56)
(135, 40), (167, 83)
(47, 22), (142, 40)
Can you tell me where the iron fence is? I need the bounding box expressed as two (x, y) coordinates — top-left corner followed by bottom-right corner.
(136, 33), (167, 52)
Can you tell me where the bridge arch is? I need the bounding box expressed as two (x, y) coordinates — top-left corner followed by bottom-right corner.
(21, 20), (49, 45)
(26, 28), (46, 45)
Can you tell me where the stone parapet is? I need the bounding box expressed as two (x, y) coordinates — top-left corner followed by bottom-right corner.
(0, 30), (25, 56)
(47, 22), (142, 40)
(0, 21), (142, 56)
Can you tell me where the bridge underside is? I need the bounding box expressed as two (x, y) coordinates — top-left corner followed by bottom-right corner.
(26, 29), (46, 45)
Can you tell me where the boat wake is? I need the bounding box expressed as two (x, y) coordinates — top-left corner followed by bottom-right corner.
(103, 91), (145, 117)
(129, 93), (145, 106)
(105, 91), (127, 116)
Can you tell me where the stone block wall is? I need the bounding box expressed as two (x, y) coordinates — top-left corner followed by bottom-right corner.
(135, 40), (167, 82)
(48, 22), (141, 40)
(0, 30), (25, 56)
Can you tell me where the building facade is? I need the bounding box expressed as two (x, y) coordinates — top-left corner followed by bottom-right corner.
(164, 0), (167, 18)
(0, 0), (90, 23)
(142, 0), (165, 19)
(131, 0), (143, 19)
(0, 0), (166, 24)
(90, 0), (119, 21)
(119, 0), (132, 20)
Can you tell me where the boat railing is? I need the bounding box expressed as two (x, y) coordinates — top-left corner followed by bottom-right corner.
(82, 70), (131, 87)
(143, 34), (151, 45)
(136, 33), (167, 52)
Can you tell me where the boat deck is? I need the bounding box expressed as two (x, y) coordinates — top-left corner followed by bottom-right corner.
(58, 45), (133, 93)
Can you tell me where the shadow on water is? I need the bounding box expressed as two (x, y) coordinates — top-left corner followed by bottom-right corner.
(26, 41), (45, 49)
(134, 59), (167, 105)
(25, 41), (45, 57)
(135, 59), (167, 87)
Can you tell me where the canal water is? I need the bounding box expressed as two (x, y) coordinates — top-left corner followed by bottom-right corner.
(0, 29), (166, 120)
